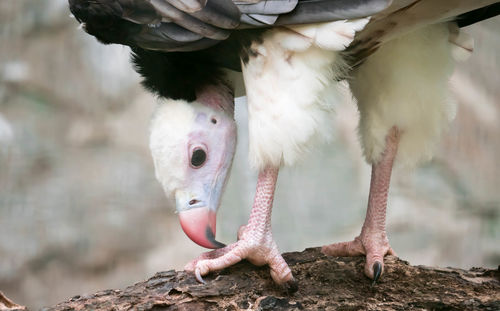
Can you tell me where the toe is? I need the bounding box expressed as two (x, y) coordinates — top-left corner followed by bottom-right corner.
(270, 265), (292, 283)
(323, 235), (393, 283)
(184, 260), (197, 271)
(364, 252), (385, 281)
(267, 250), (294, 286)
(194, 260), (212, 281)
(387, 247), (397, 256)
(321, 239), (365, 257)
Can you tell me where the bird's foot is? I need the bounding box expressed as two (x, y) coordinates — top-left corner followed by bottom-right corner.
(185, 227), (295, 289)
(321, 232), (395, 284)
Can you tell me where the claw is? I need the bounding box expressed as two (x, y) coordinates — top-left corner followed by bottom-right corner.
(284, 278), (299, 294)
(371, 261), (382, 286)
(195, 268), (206, 284)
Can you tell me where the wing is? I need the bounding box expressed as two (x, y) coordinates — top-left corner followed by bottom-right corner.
(236, 0), (391, 27)
(346, 0), (500, 66)
(69, 0), (239, 51)
(69, 0), (391, 52)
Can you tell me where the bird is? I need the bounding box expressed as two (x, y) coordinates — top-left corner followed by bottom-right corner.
(68, 0), (500, 289)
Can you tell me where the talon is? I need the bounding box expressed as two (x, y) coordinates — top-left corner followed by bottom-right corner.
(372, 261), (382, 286)
(195, 268), (206, 284)
(284, 278), (299, 294)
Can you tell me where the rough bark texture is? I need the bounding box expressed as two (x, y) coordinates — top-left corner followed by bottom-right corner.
(36, 248), (500, 310)
(1, 291), (27, 311)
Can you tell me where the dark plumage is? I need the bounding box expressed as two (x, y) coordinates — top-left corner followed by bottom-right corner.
(456, 2), (500, 27)
(130, 29), (263, 100)
(131, 49), (225, 101)
(70, 0), (500, 101)
(69, 0), (393, 100)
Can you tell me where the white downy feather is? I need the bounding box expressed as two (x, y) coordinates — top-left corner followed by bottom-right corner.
(149, 100), (212, 199)
(243, 19), (368, 170)
(350, 23), (463, 167)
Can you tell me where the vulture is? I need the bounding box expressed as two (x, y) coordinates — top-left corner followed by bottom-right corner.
(69, 0), (500, 289)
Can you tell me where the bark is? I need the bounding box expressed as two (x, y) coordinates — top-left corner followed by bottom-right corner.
(18, 248), (500, 310)
(1, 291), (27, 311)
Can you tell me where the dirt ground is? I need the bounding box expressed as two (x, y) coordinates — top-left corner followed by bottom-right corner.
(41, 248), (500, 310)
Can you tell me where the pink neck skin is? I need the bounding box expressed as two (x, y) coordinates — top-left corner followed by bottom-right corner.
(195, 83), (235, 117)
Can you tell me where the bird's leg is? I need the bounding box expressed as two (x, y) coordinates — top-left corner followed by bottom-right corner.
(322, 126), (400, 283)
(185, 166), (296, 289)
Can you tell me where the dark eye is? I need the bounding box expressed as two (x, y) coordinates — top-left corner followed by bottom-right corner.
(211, 118), (217, 124)
(191, 148), (207, 168)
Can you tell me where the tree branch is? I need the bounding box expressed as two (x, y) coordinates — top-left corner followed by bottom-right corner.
(22, 248), (500, 310)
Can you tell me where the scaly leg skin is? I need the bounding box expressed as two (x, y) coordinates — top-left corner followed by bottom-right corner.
(185, 167), (297, 291)
(322, 126), (400, 285)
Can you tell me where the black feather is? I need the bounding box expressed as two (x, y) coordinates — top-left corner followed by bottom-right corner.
(132, 48), (225, 101)
(69, 0), (154, 46)
(69, 0), (265, 100)
(456, 3), (500, 28)
(131, 29), (263, 100)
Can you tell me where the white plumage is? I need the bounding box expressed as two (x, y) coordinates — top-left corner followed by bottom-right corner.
(244, 20), (368, 170)
(351, 23), (458, 167)
(244, 20), (472, 170)
(150, 100), (202, 199)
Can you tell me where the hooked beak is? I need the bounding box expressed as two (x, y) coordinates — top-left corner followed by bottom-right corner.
(175, 178), (227, 249)
(177, 206), (225, 249)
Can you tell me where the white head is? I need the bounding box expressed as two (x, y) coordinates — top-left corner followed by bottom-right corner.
(150, 98), (236, 249)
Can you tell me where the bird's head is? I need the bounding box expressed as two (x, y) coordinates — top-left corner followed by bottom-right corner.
(149, 96), (236, 249)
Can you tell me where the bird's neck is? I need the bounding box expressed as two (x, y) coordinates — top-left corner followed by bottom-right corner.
(195, 82), (235, 117)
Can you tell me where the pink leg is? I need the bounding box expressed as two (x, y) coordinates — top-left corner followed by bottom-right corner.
(322, 127), (400, 283)
(185, 167), (296, 289)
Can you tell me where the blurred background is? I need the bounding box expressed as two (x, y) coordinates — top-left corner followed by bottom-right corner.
(0, 1), (498, 309)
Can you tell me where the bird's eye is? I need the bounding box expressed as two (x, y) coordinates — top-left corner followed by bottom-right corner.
(191, 148), (207, 168)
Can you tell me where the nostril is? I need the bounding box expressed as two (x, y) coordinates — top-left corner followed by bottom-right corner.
(189, 199), (199, 205)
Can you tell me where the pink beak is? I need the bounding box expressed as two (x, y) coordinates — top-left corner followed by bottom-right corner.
(178, 207), (225, 249)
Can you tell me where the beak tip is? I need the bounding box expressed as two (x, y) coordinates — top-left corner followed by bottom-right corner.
(205, 227), (226, 249)
(178, 208), (225, 249)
